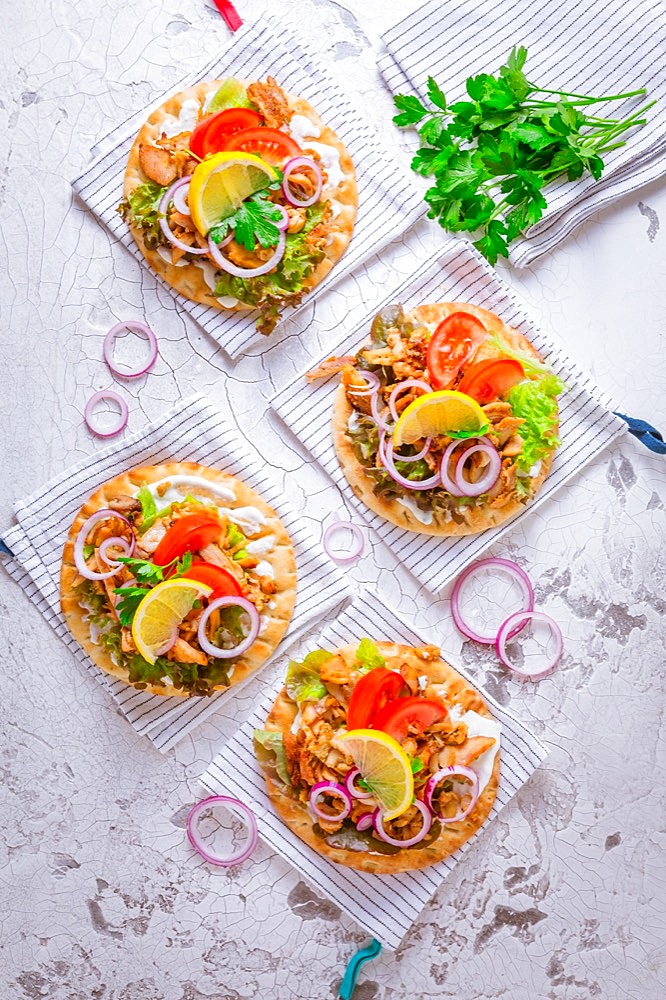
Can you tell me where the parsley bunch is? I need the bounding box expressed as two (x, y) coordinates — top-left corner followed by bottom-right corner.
(393, 47), (654, 264)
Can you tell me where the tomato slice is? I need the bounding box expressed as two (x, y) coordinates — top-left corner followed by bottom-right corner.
(222, 126), (302, 167)
(426, 312), (488, 390)
(457, 358), (525, 404)
(346, 669), (408, 731)
(152, 513), (222, 566)
(371, 696), (449, 742)
(181, 560), (242, 600)
(189, 108), (264, 159)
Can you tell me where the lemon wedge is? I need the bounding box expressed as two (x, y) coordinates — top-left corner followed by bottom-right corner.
(188, 151), (277, 235)
(338, 729), (414, 820)
(393, 390), (488, 446)
(131, 578), (213, 665)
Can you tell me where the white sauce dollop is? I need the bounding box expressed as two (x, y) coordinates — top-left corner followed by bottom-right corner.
(143, 476), (236, 506)
(347, 411), (363, 433)
(452, 708), (501, 794)
(246, 535), (275, 556)
(251, 559), (275, 580)
(193, 260), (222, 294)
(288, 113), (321, 145)
(217, 505), (267, 537)
(396, 496), (434, 525)
(300, 140), (345, 190)
(156, 246), (188, 268)
(161, 98), (200, 138)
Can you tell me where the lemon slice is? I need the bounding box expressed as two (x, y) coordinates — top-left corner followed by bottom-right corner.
(131, 578), (213, 665)
(188, 151), (278, 235)
(338, 729), (414, 820)
(393, 390), (488, 446)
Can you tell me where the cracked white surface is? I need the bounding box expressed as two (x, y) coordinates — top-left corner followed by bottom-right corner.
(1, 0), (665, 997)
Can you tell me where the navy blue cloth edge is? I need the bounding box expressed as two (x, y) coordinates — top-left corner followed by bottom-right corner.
(614, 412), (666, 454)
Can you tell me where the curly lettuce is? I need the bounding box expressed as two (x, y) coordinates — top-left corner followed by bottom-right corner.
(508, 374), (565, 477)
(118, 180), (167, 249)
(355, 638), (386, 673)
(285, 649), (333, 702)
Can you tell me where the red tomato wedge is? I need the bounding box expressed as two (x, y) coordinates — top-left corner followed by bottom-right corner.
(457, 358), (525, 403)
(222, 126), (302, 167)
(152, 513), (222, 566)
(181, 561), (242, 600)
(426, 312), (488, 390)
(371, 696), (449, 742)
(189, 108), (264, 159)
(346, 669), (408, 731)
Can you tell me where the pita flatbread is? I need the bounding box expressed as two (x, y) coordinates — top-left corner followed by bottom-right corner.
(122, 79), (357, 328)
(256, 642), (500, 874)
(332, 301), (556, 536)
(60, 462), (297, 697)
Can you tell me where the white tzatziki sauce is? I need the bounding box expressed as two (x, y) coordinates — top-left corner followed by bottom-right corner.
(395, 496), (434, 526)
(288, 114), (321, 144)
(299, 140), (344, 190)
(156, 246), (188, 267)
(252, 559), (275, 580)
(246, 535), (275, 556)
(193, 260), (223, 294)
(142, 476), (236, 506)
(448, 706), (501, 794)
(162, 98), (200, 138)
(347, 411), (363, 433)
(290, 707), (303, 735)
(217, 505), (267, 537)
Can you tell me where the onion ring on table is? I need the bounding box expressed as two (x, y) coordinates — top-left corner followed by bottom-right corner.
(322, 520), (365, 564)
(83, 390), (129, 438)
(103, 321), (159, 378)
(496, 609), (563, 680)
(450, 558), (535, 644)
(186, 795), (258, 867)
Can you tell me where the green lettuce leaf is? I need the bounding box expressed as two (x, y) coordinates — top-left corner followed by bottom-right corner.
(253, 730), (291, 786)
(508, 374), (565, 474)
(137, 485), (158, 531)
(119, 180), (167, 248)
(355, 638), (385, 673)
(487, 330), (551, 378)
(285, 649), (333, 702)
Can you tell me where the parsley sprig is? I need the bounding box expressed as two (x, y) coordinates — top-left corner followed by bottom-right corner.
(209, 177), (285, 251)
(113, 552), (193, 627)
(393, 47), (654, 264)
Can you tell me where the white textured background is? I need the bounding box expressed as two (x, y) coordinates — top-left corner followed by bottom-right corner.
(1, 1), (665, 997)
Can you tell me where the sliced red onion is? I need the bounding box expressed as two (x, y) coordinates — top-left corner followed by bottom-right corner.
(97, 535), (134, 568)
(384, 435), (432, 464)
(355, 812), (375, 832)
(454, 437), (501, 497)
(186, 795), (258, 868)
(197, 596), (261, 659)
(273, 204), (290, 231)
(378, 433), (442, 492)
(103, 321), (158, 379)
(439, 440), (466, 497)
(345, 768), (374, 800)
(388, 379), (432, 422)
(425, 766), (480, 824)
(159, 178), (208, 255)
(172, 180), (191, 216)
(282, 156), (323, 207)
(450, 558), (535, 644)
(372, 800), (432, 848)
(84, 390), (129, 438)
(348, 370), (381, 397)
(309, 781), (352, 823)
(322, 521), (365, 565)
(207, 230), (286, 278)
(496, 610), (563, 680)
(74, 510), (134, 581)
(370, 391), (395, 434)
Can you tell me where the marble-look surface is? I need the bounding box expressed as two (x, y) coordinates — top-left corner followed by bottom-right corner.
(1, 1), (665, 997)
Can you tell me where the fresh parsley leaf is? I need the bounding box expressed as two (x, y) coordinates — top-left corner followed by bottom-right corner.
(114, 585), (150, 627)
(410, 757), (425, 775)
(392, 93), (429, 126)
(210, 190), (284, 251)
(426, 76), (447, 112)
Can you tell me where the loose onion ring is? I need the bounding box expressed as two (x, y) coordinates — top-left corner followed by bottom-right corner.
(322, 520), (365, 565)
(496, 610), (563, 680)
(372, 800), (432, 848)
(83, 390), (129, 438)
(450, 557), (535, 644)
(186, 795), (258, 868)
(103, 320), (158, 379)
(197, 595), (260, 659)
(425, 765), (480, 824)
(355, 812), (375, 832)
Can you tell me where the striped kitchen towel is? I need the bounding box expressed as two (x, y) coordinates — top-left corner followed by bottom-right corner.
(72, 17), (425, 359)
(272, 238), (627, 596)
(378, 0), (666, 265)
(0, 394), (353, 752)
(198, 589), (549, 950)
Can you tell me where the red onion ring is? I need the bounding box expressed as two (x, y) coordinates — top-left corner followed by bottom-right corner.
(97, 535), (133, 568)
(425, 766), (480, 823)
(439, 440), (466, 496)
(197, 595), (261, 659)
(273, 204), (290, 232)
(450, 558), (535, 644)
(281, 156), (323, 207)
(207, 230), (286, 278)
(496, 610), (563, 680)
(322, 521), (365, 565)
(372, 800), (432, 848)
(84, 390), (129, 438)
(355, 812), (375, 832)
(73, 510), (134, 581)
(345, 768), (374, 800)
(309, 781), (352, 823)
(454, 438), (501, 497)
(388, 380), (432, 422)
(370, 391), (395, 434)
(349, 371), (381, 397)
(103, 321), (159, 379)
(172, 180), (191, 216)
(384, 435), (432, 464)
(159, 177), (207, 255)
(186, 795), (258, 868)
(378, 434), (442, 491)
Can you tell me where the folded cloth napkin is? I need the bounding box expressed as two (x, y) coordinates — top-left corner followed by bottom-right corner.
(272, 238), (627, 595)
(72, 17), (425, 359)
(198, 589), (549, 950)
(0, 394), (352, 753)
(378, 0), (666, 265)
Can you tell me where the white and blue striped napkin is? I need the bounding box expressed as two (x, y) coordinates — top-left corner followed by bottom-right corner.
(378, 0), (666, 265)
(71, 17), (425, 359)
(0, 394), (353, 752)
(272, 238), (626, 596)
(199, 589), (549, 950)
